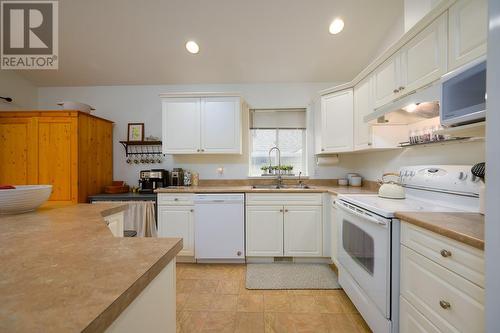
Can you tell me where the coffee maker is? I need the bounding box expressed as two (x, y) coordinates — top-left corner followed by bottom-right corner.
(170, 168), (184, 187)
(139, 169), (169, 193)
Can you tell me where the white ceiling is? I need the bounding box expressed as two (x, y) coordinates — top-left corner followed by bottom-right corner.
(19, 0), (403, 86)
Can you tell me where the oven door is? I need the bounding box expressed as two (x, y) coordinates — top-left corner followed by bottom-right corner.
(337, 200), (391, 318)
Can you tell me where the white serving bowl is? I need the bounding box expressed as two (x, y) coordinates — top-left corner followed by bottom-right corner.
(0, 185), (53, 215)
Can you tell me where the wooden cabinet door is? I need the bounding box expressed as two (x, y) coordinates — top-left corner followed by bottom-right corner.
(162, 98), (201, 154)
(0, 117), (38, 185)
(246, 205), (284, 257)
(400, 13), (447, 93)
(284, 206), (322, 257)
(157, 205), (195, 256)
(320, 89), (354, 153)
(373, 54), (401, 108)
(353, 76), (374, 151)
(448, 0), (487, 70)
(37, 117), (78, 202)
(201, 97), (241, 153)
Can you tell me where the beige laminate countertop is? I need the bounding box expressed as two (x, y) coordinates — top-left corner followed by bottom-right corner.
(395, 211), (484, 250)
(155, 185), (377, 195)
(0, 203), (183, 333)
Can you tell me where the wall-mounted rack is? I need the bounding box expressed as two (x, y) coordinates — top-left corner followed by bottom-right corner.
(119, 140), (163, 156)
(398, 137), (482, 148)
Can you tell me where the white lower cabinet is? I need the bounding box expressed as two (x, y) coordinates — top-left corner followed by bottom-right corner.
(104, 212), (124, 237)
(400, 296), (441, 333)
(400, 222), (485, 333)
(158, 205), (195, 256)
(246, 206), (284, 257)
(246, 194), (323, 258)
(330, 195), (339, 265)
(284, 206), (322, 257)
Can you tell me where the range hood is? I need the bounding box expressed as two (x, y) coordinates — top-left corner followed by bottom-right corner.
(364, 83), (441, 124)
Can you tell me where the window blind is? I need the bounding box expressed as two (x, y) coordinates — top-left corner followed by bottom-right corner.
(250, 108), (306, 129)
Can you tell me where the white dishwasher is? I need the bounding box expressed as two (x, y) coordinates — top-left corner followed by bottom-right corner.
(194, 194), (245, 262)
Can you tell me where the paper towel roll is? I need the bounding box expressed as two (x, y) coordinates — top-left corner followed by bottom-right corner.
(316, 155), (339, 166)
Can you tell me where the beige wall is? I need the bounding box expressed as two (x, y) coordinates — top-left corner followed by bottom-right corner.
(0, 71), (38, 110)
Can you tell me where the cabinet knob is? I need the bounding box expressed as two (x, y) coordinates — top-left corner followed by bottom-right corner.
(440, 249), (452, 257)
(284, 209), (289, 213)
(201, 149), (205, 152)
(197, 149), (200, 152)
(237, 251), (242, 256)
(190, 209), (194, 212)
(399, 86), (405, 91)
(174, 198), (179, 201)
(279, 209), (283, 213)
(393, 89), (399, 93)
(321, 148), (325, 152)
(439, 300), (451, 309)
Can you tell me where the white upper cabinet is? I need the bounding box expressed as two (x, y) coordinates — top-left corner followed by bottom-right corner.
(162, 98), (201, 154)
(448, 0), (487, 71)
(373, 54), (401, 109)
(319, 89), (354, 153)
(201, 97), (241, 153)
(353, 76), (374, 150)
(400, 13), (447, 93)
(373, 13), (447, 110)
(162, 95), (242, 154)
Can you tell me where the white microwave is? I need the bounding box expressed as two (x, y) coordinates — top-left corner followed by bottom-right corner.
(441, 58), (486, 127)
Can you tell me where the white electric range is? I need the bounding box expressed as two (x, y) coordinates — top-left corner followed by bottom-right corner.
(335, 165), (482, 333)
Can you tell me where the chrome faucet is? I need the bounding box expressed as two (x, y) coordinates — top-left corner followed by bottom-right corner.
(268, 146), (283, 188)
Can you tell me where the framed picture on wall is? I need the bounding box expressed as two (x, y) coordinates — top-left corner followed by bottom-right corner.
(127, 123), (144, 141)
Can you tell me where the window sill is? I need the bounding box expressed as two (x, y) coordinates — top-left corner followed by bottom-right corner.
(247, 176), (309, 179)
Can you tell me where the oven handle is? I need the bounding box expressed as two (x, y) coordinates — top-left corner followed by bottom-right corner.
(336, 200), (389, 226)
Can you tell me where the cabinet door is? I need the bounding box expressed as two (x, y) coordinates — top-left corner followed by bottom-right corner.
(158, 206), (195, 256)
(284, 206), (322, 257)
(201, 97), (241, 154)
(353, 76), (374, 150)
(162, 98), (201, 154)
(320, 89), (353, 153)
(448, 0), (487, 71)
(373, 54), (400, 108)
(0, 117), (38, 185)
(330, 199), (339, 265)
(246, 206), (284, 257)
(104, 212), (124, 237)
(400, 296), (441, 333)
(400, 13), (447, 93)
(37, 117), (78, 202)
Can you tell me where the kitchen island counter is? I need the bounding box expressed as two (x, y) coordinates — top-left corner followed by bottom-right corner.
(0, 204), (182, 332)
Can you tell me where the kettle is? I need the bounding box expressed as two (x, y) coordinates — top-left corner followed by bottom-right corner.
(378, 173), (406, 199)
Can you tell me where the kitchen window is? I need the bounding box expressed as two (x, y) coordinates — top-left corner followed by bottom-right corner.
(249, 109), (307, 177)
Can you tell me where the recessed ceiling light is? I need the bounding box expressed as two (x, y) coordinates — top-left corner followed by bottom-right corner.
(185, 41), (199, 54)
(329, 18), (345, 34)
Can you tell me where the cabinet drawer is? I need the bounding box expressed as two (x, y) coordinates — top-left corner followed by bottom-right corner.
(401, 222), (484, 287)
(401, 246), (484, 333)
(400, 296), (440, 333)
(246, 193), (322, 206)
(157, 193), (195, 205)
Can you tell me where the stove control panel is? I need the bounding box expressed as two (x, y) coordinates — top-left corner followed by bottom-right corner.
(399, 165), (481, 195)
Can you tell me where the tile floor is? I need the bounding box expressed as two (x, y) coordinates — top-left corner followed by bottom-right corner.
(176, 263), (371, 333)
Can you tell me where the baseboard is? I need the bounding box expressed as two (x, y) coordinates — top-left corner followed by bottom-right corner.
(176, 256), (196, 263)
(196, 259), (246, 264)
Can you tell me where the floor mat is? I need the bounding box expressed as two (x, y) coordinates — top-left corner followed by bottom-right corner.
(246, 263), (341, 290)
